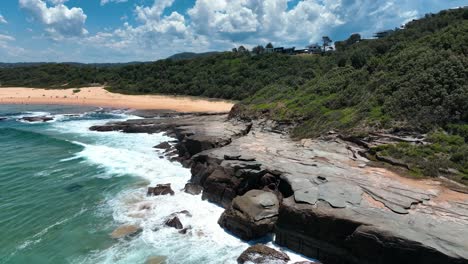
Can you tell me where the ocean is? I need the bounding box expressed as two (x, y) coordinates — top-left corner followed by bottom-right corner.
(0, 105), (309, 264)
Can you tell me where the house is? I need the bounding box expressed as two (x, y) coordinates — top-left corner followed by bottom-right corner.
(295, 49), (309, 54)
(306, 43), (322, 54)
(273, 47), (284, 53)
(265, 48), (275, 53)
(283, 47), (296, 55)
(374, 28), (401, 38)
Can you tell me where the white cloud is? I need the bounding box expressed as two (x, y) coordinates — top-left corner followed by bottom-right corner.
(0, 14), (7, 24)
(100, 0), (128, 6)
(47, 0), (68, 4)
(187, 0), (342, 45)
(19, 0), (87, 39)
(0, 34), (15, 42)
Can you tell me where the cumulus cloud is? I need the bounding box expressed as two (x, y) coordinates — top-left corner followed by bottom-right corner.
(57, 0), (462, 62)
(19, 0), (87, 38)
(100, 0), (128, 6)
(187, 0), (342, 45)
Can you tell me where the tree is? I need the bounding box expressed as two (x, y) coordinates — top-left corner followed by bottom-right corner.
(350, 50), (367, 69)
(322, 36), (332, 52)
(238, 46), (248, 53)
(345, 33), (361, 46)
(252, 45), (265, 55)
(266, 43), (274, 49)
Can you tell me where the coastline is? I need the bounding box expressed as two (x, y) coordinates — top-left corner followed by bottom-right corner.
(89, 113), (468, 264)
(0, 87), (234, 112)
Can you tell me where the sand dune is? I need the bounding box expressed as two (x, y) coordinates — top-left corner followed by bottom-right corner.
(0, 87), (234, 112)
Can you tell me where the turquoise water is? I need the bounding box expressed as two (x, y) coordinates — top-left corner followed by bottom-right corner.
(0, 105), (310, 264)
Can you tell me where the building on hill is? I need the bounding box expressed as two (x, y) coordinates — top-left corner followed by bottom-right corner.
(273, 47), (284, 53)
(306, 43), (322, 54)
(283, 47), (296, 55)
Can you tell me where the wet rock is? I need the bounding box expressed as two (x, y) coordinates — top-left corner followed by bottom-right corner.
(165, 216), (183, 229)
(146, 256), (167, 264)
(183, 183), (203, 195)
(237, 244), (290, 264)
(110, 224), (142, 239)
(20, 116), (54, 122)
(153, 142), (172, 151)
(178, 226), (191, 234)
(0, 117), (7, 121)
(147, 184), (175, 196)
(218, 190), (279, 240)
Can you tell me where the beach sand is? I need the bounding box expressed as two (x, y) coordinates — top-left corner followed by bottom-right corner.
(0, 87), (234, 112)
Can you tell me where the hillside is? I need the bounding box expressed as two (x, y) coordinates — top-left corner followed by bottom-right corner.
(0, 7), (467, 182)
(166, 51), (220, 61)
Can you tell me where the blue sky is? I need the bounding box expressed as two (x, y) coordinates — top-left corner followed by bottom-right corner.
(0, 0), (466, 62)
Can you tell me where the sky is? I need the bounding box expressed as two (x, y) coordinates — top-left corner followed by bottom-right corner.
(0, 0), (466, 63)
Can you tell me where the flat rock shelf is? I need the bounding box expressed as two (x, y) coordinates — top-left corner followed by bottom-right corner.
(90, 112), (468, 264)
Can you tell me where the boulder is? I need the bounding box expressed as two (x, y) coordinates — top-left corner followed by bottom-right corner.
(20, 116), (54, 122)
(183, 183), (203, 195)
(218, 190), (279, 240)
(153, 142), (172, 151)
(147, 184), (175, 196)
(165, 216), (183, 229)
(237, 244), (290, 264)
(110, 224), (142, 239)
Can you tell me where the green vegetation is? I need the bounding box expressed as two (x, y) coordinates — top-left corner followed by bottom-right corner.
(371, 132), (468, 182)
(0, 8), (467, 181)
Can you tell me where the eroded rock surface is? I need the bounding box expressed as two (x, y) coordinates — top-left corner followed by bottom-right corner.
(92, 113), (468, 264)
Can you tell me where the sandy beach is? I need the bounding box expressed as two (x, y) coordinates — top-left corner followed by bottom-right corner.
(0, 87), (234, 112)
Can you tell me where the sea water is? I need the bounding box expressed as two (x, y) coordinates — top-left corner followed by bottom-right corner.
(0, 105), (310, 264)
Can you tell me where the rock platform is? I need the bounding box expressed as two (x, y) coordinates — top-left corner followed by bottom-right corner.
(91, 112), (468, 264)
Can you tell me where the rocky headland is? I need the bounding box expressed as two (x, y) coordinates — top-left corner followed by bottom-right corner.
(90, 112), (468, 264)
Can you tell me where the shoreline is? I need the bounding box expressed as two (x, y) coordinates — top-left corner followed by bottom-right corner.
(0, 87), (235, 113)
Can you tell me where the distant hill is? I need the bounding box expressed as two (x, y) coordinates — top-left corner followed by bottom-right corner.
(0, 62), (150, 69)
(167, 51), (221, 61)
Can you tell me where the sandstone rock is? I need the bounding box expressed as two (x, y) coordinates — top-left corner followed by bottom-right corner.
(165, 216), (183, 229)
(147, 184), (175, 196)
(183, 183), (203, 195)
(110, 224), (142, 239)
(146, 256), (167, 264)
(218, 190), (279, 240)
(20, 116), (54, 122)
(237, 244), (290, 264)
